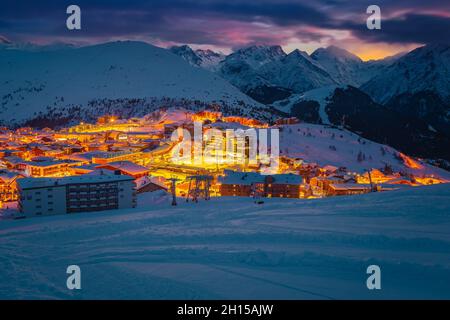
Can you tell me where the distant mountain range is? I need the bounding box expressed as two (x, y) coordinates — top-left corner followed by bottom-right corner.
(171, 43), (404, 101)
(171, 42), (450, 161)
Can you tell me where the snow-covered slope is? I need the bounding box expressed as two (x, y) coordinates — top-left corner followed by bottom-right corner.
(1, 184), (450, 299)
(195, 49), (226, 70)
(216, 45), (286, 91)
(0, 41), (261, 125)
(225, 45), (286, 69)
(361, 44), (450, 104)
(279, 122), (450, 178)
(169, 45), (225, 71)
(259, 49), (336, 93)
(273, 85), (337, 120)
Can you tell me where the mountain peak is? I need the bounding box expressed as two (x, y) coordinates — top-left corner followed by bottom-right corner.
(311, 45), (361, 62)
(227, 45), (286, 69)
(287, 49), (310, 58)
(170, 45), (224, 69)
(169, 45), (202, 66)
(236, 45), (285, 55)
(233, 45), (286, 61)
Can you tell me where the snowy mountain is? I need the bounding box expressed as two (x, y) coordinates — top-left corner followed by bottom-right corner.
(216, 45), (337, 104)
(225, 45), (286, 69)
(213, 45), (401, 104)
(311, 46), (371, 87)
(169, 45), (225, 70)
(260, 49), (336, 93)
(0, 41), (263, 126)
(361, 44), (450, 104)
(169, 43), (408, 105)
(360, 44), (450, 143)
(195, 49), (226, 69)
(216, 45), (292, 103)
(217, 45), (287, 89)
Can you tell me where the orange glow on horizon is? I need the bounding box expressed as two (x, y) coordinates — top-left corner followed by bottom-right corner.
(357, 49), (397, 61)
(353, 43), (422, 61)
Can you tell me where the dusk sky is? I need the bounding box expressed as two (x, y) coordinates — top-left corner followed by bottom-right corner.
(1, 0), (449, 60)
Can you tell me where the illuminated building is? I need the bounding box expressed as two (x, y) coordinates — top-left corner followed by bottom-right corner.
(17, 173), (136, 217)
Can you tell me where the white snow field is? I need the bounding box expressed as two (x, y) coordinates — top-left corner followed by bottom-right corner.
(1, 185), (450, 300)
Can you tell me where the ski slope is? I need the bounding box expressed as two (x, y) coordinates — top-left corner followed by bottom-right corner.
(1, 185), (450, 299)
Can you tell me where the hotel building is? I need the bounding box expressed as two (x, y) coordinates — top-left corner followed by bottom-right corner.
(17, 173), (136, 217)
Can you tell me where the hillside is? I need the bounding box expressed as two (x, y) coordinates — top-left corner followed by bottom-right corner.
(279, 122), (450, 179)
(0, 41), (262, 126)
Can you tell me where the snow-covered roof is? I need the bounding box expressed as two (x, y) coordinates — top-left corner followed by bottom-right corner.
(17, 174), (133, 190)
(219, 171), (264, 185)
(0, 170), (22, 183)
(25, 159), (80, 167)
(329, 183), (372, 191)
(98, 161), (149, 175)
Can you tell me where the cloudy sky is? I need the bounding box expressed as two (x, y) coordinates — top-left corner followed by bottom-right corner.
(1, 0), (449, 60)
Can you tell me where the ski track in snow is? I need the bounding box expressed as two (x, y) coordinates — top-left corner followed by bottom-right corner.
(0, 184), (450, 299)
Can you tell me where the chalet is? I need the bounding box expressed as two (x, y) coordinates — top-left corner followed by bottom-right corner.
(2, 156), (25, 170)
(91, 151), (145, 165)
(310, 176), (346, 195)
(257, 174), (303, 198)
(135, 176), (168, 194)
(96, 161), (150, 179)
(219, 170), (303, 198)
(327, 183), (372, 196)
(24, 159), (83, 177)
(0, 170), (24, 202)
(70, 164), (100, 175)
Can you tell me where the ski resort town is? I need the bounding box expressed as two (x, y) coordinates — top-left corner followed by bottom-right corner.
(0, 109), (448, 218)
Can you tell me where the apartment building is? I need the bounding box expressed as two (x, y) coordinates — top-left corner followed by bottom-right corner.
(17, 173), (136, 217)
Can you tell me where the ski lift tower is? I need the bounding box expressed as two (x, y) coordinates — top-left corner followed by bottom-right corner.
(185, 175), (213, 203)
(167, 177), (180, 206)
